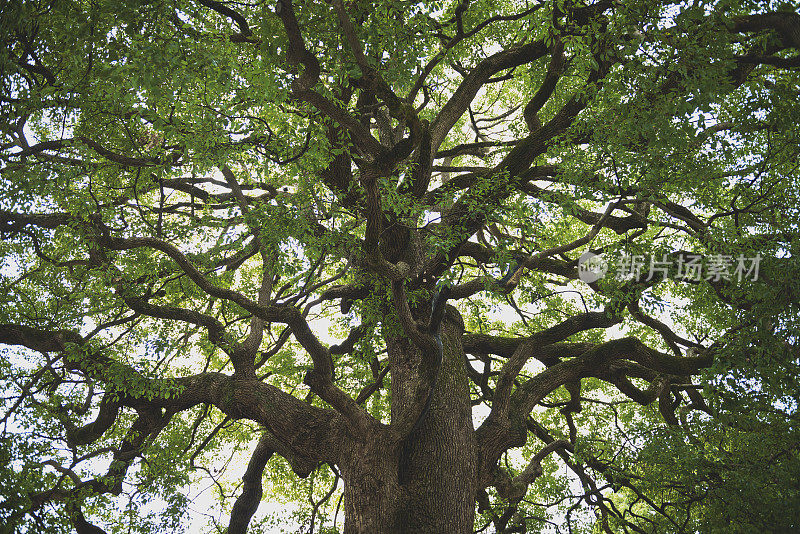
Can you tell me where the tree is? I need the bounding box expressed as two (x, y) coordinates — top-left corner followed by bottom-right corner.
(1, 0), (800, 532)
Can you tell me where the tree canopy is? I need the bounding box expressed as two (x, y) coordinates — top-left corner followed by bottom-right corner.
(1, 0), (800, 532)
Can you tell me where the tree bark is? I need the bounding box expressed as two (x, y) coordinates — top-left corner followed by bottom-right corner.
(339, 435), (405, 534)
(341, 306), (477, 534)
(400, 309), (477, 533)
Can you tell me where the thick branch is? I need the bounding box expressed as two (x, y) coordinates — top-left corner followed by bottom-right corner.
(475, 337), (712, 484)
(276, 0), (385, 157)
(430, 40), (548, 150)
(228, 433), (275, 534)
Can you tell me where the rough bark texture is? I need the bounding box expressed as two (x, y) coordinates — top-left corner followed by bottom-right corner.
(339, 435), (404, 534)
(382, 307), (478, 534)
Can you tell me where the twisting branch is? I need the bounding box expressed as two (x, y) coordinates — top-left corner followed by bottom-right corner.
(502, 200), (622, 289)
(475, 337), (712, 485)
(196, 0), (255, 41)
(493, 439), (572, 503)
(489, 309), (622, 420)
(429, 40), (549, 150)
(220, 165), (278, 371)
(275, 0), (385, 158)
(0, 323), (351, 484)
(228, 433), (275, 534)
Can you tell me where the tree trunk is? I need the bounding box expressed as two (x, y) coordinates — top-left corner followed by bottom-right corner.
(398, 308), (478, 533)
(339, 437), (405, 534)
(339, 307), (477, 533)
